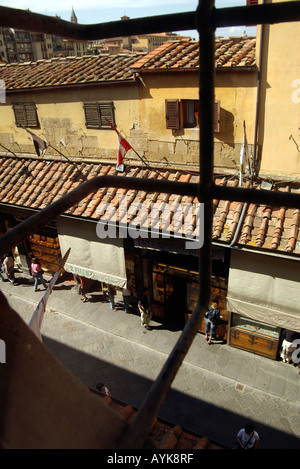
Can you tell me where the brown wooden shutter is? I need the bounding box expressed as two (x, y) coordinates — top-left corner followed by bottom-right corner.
(165, 99), (180, 130)
(84, 102), (100, 128)
(13, 102), (39, 128)
(247, 0), (258, 5)
(24, 103), (39, 127)
(99, 102), (115, 128)
(214, 100), (221, 133)
(13, 103), (27, 127)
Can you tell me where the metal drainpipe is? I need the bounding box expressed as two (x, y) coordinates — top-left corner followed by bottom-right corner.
(253, 0), (267, 179)
(230, 1), (267, 248)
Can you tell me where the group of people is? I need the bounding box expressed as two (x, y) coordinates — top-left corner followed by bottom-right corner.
(74, 274), (153, 329)
(1, 252), (48, 292)
(107, 284), (152, 329)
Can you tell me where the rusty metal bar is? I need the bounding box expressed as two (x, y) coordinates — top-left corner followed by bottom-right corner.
(0, 2), (300, 40)
(215, 2), (300, 29)
(211, 184), (300, 208)
(0, 7), (196, 39)
(116, 0), (216, 450)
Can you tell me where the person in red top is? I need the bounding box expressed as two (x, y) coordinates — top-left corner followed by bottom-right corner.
(31, 257), (47, 292)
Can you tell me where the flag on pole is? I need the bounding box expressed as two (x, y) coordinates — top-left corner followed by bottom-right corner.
(239, 121), (249, 186)
(107, 121), (132, 171)
(25, 128), (48, 157)
(28, 248), (70, 342)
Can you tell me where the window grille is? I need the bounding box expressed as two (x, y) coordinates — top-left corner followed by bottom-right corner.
(1, 0), (300, 450)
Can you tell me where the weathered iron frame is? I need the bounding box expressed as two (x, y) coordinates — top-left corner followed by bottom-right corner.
(0, 0), (300, 449)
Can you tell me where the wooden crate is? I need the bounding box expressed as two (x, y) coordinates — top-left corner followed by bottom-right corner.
(229, 327), (279, 360)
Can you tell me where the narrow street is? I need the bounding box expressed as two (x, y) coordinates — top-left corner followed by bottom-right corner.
(2, 275), (299, 449)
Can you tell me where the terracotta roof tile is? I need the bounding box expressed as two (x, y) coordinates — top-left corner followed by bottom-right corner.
(0, 53), (144, 90)
(132, 37), (256, 71)
(90, 388), (221, 449)
(0, 38), (256, 91)
(0, 156), (299, 256)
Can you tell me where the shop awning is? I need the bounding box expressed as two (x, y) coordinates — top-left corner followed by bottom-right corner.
(227, 249), (300, 332)
(57, 217), (127, 288)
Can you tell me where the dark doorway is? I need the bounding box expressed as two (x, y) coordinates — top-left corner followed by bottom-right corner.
(165, 275), (187, 329)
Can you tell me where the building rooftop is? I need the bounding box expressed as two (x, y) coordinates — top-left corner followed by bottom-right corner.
(133, 37), (256, 71)
(0, 37), (256, 91)
(0, 156), (299, 257)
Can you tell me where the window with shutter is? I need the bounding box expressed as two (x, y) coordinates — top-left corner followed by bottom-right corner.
(99, 102), (115, 129)
(13, 102), (39, 128)
(168, 99), (220, 132)
(84, 101), (115, 129)
(84, 102), (100, 129)
(182, 99), (199, 128)
(165, 99), (180, 130)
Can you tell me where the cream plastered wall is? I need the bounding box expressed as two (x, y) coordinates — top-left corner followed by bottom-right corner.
(0, 84), (140, 162)
(0, 66), (258, 171)
(258, 0), (300, 178)
(134, 70), (257, 169)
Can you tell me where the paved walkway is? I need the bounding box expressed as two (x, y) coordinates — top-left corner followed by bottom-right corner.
(1, 272), (299, 449)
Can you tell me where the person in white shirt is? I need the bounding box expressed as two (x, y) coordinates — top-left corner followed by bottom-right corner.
(2, 253), (15, 283)
(235, 423), (259, 449)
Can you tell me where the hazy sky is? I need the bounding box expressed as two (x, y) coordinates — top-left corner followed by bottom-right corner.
(0, 0), (256, 38)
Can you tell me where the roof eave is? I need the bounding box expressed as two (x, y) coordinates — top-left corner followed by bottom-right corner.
(4, 78), (137, 94)
(134, 65), (256, 73)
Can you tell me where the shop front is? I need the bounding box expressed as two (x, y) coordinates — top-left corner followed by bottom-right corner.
(227, 249), (300, 359)
(134, 238), (230, 336)
(0, 208), (62, 274)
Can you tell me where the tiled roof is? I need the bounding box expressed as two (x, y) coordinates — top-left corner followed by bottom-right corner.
(90, 389), (222, 449)
(0, 37), (256, 91)
(132, 37), (256, 71)
(0, 156), (299, 256)
(0, 53), (143, 90)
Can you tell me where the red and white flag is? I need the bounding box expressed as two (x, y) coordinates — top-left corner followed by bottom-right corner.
(107, 121), (132, 170)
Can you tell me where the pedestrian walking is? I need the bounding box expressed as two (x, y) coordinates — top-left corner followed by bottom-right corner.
(27, 252), (34, 276)
(204, 298), (220, 344)
(233, 423), (259, 449)
(2, 253), (15, 283)
(96, 382), (112, 397)
(74, 274), (89, 302)
(107, 284), (117, 311)
(122, 277), (132, 313)
(31, 257), (47, 291)
(138, 288), (152, 329)
(280, 329), (300, 363)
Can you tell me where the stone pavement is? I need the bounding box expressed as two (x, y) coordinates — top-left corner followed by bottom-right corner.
(1, 272), (300, 449)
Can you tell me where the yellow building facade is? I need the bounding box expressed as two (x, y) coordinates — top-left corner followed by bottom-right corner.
(256, 0), (300, 178)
